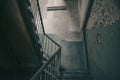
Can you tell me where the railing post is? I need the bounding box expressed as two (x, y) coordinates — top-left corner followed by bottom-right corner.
(58, 49), (61, 77)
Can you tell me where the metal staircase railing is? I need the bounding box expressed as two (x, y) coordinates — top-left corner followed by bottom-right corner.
(31, 48), (61, 80)
(25, 0), (62, 80)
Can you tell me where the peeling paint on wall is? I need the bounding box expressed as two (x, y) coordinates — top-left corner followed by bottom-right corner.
(87, 0), (120, 29)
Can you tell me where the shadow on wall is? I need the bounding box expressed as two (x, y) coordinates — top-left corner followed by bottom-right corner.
(64, 0), (80, 30)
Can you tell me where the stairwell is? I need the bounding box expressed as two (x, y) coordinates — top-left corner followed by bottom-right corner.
(21, 0), (92, 79)
(39, 0), (91, 79)
(2, 0), (120, 80)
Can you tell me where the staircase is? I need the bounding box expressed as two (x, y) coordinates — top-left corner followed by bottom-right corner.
(19, 0), (92, 80)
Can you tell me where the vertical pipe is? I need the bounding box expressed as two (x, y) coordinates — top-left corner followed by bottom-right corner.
(82, 0), (94, 74)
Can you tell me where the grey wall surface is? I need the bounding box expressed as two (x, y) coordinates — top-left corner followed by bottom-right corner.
(86, 24), (120, 80)
(86, 0), (120, 80)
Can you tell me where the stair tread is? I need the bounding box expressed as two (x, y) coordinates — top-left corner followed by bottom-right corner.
(59, 71), (91, 80)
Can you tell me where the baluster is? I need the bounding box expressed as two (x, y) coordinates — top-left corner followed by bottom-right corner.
(51, 40), (53, 55)
(58, 50), (61, 76)
(49, 40), (51, 56)
(53, 54), (56, 73)
(48, 66), (50, 80)
(56, 52), (60, 72)
(45, 37), (48, 55)
(47, 38), (50, 56)
(45, 36), (48, 54)
(40, 74), (42, 80)
(51, 62), (52, 78)
(38, 74), (40, 80)
(46, 67), (48, 80)
(49, 64), (51, 80)
(52, 42), (54, 54)
(54, 43), (56, 55)
(44, 70), (47, 80)
(55, 53), (57, 71)
(42, 35), (45, 52)
(49, 63), (52, 80)
(55, 45), (57, 53)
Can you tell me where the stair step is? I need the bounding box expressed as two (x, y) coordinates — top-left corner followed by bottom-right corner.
(60, 79), (89, 80)
(60, 79), (90, 80)
(60, 74), (91, 79)
(59, 71), (92, 80)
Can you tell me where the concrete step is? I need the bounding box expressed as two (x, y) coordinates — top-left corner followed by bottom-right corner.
(59, 71), (92, 80)
(60, 79), (89, 80)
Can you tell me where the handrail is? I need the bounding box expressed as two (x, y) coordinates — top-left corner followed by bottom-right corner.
(30, 32), (61, 80)
(31, 49), (61, 80)
(45, 34), (61, 48)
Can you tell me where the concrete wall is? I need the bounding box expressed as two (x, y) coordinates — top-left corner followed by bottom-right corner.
(86, 0), (120, 80)
(40, 0), (82, 41)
